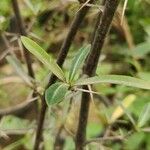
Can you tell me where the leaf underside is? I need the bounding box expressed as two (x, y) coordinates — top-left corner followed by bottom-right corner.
(68, 44), (91, 82)
(75, 75), (150, 90)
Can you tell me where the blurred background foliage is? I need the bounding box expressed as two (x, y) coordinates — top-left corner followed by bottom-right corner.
(0, 0), (150, 149)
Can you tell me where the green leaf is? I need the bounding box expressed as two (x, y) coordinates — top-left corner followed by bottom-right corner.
(68, 44), (91, 82)
(74, 75), (150, 90)
(45, 82), (68, 105)
(21, 36), (66, 81)
(137, 103), (150, 128)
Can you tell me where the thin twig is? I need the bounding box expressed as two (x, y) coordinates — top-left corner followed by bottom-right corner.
(0, 76), (23, 85)
(77, 0), (90, 13)
(12, 0), (34, 78)
(1, 33), (12, 50)
(11, 0), (39, 119)
(121, 0), (128, 25)
(75, 87), (100, 95)
(0, 128), (35, 136)
(85, 135), (125, 145)
(0, 33), (15, 60)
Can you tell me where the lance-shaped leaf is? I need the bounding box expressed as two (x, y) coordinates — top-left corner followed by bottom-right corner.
(74, 75), (150, 90)
(68, 44), (91, 82)
(45, 82), (68, 105)
(21, 36), (65, 81)
(137, 103), (150, 128)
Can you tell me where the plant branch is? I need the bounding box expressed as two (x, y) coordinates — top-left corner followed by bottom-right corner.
(84, 135), (125, 145)
(75, 0), (120, 149)
(12, 0), (34, 78)
(33, 1), (94, 149)
(10, 0), (40, 119)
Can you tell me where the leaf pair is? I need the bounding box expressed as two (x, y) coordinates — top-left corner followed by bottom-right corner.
(21, 36), (91, 105)
(21, 36), (150, 106)
(21, 36), (91, 83)
(44, 45), (91, 105)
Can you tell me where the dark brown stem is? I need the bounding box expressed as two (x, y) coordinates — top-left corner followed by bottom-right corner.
(33, 1), (94, 149)
(12, 0), (34, 78)
(90, 12), (101, 44)
(11, 0), (38, 119)
(75, 0), (120, 149)
(90, 0), (106, 44)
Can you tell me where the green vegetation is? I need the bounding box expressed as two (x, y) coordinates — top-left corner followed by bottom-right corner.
(0, 0), (150, 150)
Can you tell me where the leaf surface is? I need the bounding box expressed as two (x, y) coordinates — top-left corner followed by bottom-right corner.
(45, 82), (68, 105)
(21, 36), (65, 81)
(75, 75), (150, 90)
(69, 44), (91, 82)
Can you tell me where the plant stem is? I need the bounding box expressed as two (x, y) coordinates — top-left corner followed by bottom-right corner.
(12, 0), (34, 78)
(75, 0), (120, 149)
(33, 1), (93, 149)
(12, 0), (38, 118)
